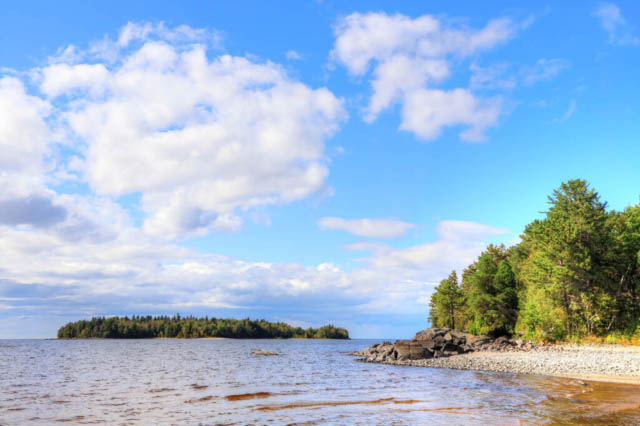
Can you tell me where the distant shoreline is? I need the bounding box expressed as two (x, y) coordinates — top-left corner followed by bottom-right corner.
(57, 316), (350, 339)
(55, 336), (351, 340)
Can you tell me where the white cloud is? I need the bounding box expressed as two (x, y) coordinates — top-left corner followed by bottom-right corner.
(0, 213), (510, 337)
(401, 88), (502, 142)
(37, 23), (347, 238)
(520, 58), (570, 86)
(40, 63), (110, 97)
(285, 50), (303, 60)
(318, 217), (416, 239)
(469, 62), (516, 91)
(352, 220), (510, 277)
(47, 22), (223, 67)
(470, 58), (569, 92)
(331, 12), (528, 141)
(594, 3), (640, 46)
(435, 220), (510, 242)
(0, 21), (517, 338)
(0, 77), (51, 178)
(551, 99), (576, 124)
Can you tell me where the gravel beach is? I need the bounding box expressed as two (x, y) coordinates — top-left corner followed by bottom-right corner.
(362, 344), (640, 384)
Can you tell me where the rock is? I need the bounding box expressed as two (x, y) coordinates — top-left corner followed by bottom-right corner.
(442, 342), (463, 354)
(460, 344), (474, 353)
(394, 340), (435, 361)
(433, 335), (446, 347)
(353, 327), (537, 364)
(251, 349), (278, 356)
(495, 336), (511, 345)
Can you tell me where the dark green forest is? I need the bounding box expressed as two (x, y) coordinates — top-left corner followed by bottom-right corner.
(57, 315), (349, 339)
(429, 179), (640, 342)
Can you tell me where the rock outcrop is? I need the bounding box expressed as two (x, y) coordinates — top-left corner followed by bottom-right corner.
(354, 328), (534, 363)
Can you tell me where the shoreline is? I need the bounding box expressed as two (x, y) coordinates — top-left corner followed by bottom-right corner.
(358, 344), (640, 385)
(53, 336), (350, 340)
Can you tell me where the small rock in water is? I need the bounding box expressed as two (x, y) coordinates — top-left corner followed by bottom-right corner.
(251, 349), (278, 356)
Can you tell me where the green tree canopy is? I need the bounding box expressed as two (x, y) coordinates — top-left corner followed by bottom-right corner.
(429, 270), (463, 329)
(57, 316), (349, 339)
(429, 179), (640, 341)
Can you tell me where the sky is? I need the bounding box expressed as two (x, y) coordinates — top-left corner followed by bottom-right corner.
(1, 1), (640, 339)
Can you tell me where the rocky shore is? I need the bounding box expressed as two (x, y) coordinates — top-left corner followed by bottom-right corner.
(355, 328), (640, 384)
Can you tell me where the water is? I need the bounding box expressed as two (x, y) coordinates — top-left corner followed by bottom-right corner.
(2, 339), (640, 425)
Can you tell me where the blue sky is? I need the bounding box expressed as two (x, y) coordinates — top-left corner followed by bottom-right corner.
(1, 1), (639, 338)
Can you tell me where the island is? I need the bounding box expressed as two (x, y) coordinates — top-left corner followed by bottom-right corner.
(57, 316), (349, 339)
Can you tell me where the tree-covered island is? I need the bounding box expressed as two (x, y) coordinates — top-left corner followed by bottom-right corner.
(57, 316), (349, 339)
(430, 179), (640, 343)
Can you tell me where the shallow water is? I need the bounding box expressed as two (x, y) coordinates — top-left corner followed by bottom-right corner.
(1, 339), (639, 425)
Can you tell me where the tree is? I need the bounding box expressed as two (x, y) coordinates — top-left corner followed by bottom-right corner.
(518, 179), (611, 337)
(428, 179), (640, 341)
(605, 205), (640, 332)
(429, 271), (463, 329)
(466, 252), (519, 336)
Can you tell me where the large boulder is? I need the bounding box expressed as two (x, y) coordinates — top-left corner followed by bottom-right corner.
(354, 327), (535, 364)
(393, 340), (434, 361)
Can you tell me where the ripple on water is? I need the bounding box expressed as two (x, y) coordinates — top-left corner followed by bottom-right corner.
(225, 392), (277, 401)
(148, 387), (175, 393)
(184, 395), (217, 403)
(1, 339), (640, 425)
(190, 383), (208, 390)
(54, 415), (85, 422)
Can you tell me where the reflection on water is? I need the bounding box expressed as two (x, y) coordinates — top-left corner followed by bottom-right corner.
(1, 339), (639, 425)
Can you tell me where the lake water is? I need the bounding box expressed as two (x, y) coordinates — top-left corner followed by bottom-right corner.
(2, 339), (640, 425)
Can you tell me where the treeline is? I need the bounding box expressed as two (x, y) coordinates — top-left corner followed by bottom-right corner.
(57, 315), (349, 339)
(429, 179), (640, 341)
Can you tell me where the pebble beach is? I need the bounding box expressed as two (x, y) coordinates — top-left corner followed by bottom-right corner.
(362, 344), (640, 384)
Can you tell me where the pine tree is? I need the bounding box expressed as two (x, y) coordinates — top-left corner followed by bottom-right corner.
(429, 271), (463, 329)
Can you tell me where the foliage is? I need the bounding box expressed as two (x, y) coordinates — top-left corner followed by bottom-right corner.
(428, 271), (463, 329)
(429, 179), (640, 342)
(57, 315), (349, 339)
(465, 253), (518, 336)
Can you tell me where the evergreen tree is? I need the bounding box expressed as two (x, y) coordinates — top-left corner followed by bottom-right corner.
(57, 316), (349, 339)
(466, 252), (518, 336)
(428, 179), (640, 341)
(518, 179), (611, 336)
(428, 271), (463, 329)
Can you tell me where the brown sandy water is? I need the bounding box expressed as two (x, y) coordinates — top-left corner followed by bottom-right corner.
(1, 339), (639, 425)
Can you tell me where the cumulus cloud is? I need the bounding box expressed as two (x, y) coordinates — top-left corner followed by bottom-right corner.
(0, 195), (67, 228)
(401, 88), (502, 141)
(0, 214), (510, 337)
(331, 12), (528, 141)
(36, 23), (347, 238)
(594, 3), (640, 46)
(47, 22), (223, 65)
(318, 217), (416, 239)
(0, 21), (516, 338)
(348, 220), (510, 278)
(0, 77), (51, 176)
